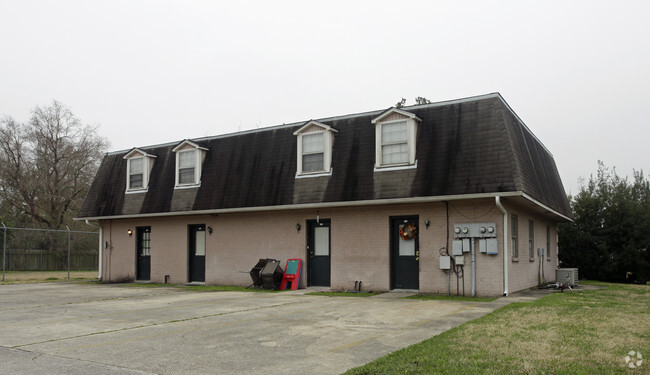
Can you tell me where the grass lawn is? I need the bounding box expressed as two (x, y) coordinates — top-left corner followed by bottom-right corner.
(1, 270), (98, 284)
(345, 281), (649, 375)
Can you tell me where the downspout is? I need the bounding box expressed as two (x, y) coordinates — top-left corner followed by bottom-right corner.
(495, 197), (509, 296)
(85, 219), (103, 281)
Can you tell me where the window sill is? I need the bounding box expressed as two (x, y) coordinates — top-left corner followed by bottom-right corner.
(295, 169), (333, 179)
(511, 257), (519, 262)
(174, 183), (201, 190)
(125, 188), (148, 194)
(374, 160), (417, 173)
(529, 258), (536, 262)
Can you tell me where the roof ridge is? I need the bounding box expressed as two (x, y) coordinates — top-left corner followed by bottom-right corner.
(106, 93), (503, 156)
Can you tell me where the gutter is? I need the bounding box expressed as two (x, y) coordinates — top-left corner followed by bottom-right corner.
(75, 191), (523, 221)
(495, 197), (509, 296)
(85, 219), (103, 281)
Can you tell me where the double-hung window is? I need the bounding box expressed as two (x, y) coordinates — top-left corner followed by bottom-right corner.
(302, 133), (325, 172)
(511, 214), (518, 259)
(546, 225), (551, 260)
(293, 121), (337, 177)
(529, 220), (535, 261)
(381, 121), (408, 164)
(178, 149), (197, 185)
(123, 148), (156, 193)
(372, 108), (420, 169)
(172, 140), (208, 188)
(129, 157), (144, 189)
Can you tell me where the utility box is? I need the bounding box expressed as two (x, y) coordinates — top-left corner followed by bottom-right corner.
(556, 268), (579, 286)
(462, 238), (471, 253)
(479, 239), (487, 253)
(452, 240), (463, 256)
(455, 255), (465, 266)
(439, 256), (451, 270)
(486, 238), (498, 254)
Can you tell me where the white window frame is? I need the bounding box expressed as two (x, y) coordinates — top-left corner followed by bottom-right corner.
(172, 140), (208, 189)
(293, 121), (337, 178)
(123, 149), (156, 193)
(372, 108), (420, 169)
(176, 149), (199, 186)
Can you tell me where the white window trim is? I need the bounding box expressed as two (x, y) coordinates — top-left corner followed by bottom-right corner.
(374, 160), (418, 173)
(296, 130), (332, 175)
(172, 140), (208, 189)
(123, 149), (156, 193)
(372, 110), (419, 169)
(294, 121), (337, 177)
(295, 168), (334, 179)
(175, 149), (201, 187)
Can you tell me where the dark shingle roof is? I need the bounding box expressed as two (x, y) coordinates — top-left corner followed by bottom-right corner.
(77, 93), (572, 219)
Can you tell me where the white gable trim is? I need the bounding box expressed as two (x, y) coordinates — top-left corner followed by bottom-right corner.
(293, 120), (339, 136)
(123, 148), (157, 159)
(172, 139), (208, 153)
(371, 107), (421, 124)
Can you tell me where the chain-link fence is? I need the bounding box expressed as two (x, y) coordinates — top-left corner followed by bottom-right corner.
(1, 223), (99, 281)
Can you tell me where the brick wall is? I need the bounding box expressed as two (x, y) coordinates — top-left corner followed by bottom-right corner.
(99, 198), (560, 296)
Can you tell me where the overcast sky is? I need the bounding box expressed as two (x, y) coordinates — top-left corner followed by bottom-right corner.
(1, 0), (648, 195)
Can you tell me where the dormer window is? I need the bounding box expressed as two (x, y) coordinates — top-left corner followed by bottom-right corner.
(372, 108), (421, 169)
(381, 121), (408, 164)
(172, 140), (208, 188)
(302, 133), (325, 172)
(178, 149), (197, 184)
(293, 121), (337, 177)
(129, 157), (145, 188)
(123, 148), (156, 193)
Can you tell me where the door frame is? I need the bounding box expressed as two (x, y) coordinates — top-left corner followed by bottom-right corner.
(306, 219), (331, 287)
(389, 215), (420, 290)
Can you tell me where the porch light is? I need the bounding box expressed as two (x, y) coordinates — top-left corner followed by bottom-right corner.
(127, 229), (133, 236)
(296, 223), (301, 232)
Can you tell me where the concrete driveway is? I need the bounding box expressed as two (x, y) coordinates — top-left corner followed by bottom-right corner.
(0, 283), (544, 375)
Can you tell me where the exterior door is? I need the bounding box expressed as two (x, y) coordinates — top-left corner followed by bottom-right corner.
(307, 220), (331, 287)
(390, 216), (419, 290)
(136, 226), (151, 281)
(188, 224), (206, 282)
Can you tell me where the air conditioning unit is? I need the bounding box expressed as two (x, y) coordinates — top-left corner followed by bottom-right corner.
(556, 268), (579, 286)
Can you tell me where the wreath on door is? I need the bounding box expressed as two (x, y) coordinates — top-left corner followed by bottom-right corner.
(400, 222), (418, 240)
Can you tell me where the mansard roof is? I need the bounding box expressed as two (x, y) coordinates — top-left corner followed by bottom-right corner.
(77, 93), (572, 221)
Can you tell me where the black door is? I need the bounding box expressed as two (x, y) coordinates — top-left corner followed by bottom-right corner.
(188, 224), (206, 282)
(390, 216), (419, 290)
(307, 220), (331, 287)
(136, 227), (151, 281)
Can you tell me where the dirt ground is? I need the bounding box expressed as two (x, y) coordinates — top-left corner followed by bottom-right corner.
(1, 270), (98, 283)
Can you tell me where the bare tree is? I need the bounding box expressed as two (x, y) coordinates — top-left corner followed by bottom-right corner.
(0, 101), (109, 229)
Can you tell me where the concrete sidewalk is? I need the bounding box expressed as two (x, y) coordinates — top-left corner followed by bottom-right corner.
(0, 283), (550, 375)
